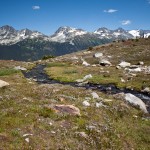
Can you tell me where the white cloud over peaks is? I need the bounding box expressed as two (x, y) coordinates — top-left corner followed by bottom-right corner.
(104, 9), (118, 13)
(32, 6), (40, 10)
(121, 20), (131, 25)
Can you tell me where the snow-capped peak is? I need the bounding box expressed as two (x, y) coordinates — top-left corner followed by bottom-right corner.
(128, 30), (140, 37)
(0, 25), (48, 45)
(50, 26), (87, 43)
(94, 27), (110, 34)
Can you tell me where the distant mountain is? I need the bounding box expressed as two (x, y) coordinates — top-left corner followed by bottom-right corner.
(0, 25), (150, 61)
(0, 25), (48, 45)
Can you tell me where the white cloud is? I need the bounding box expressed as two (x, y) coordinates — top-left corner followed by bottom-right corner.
(104, 9), (118, 13)
(121, 20), (131, 25)
(32, 6), (40, 10)
(148, 0), (150, 4)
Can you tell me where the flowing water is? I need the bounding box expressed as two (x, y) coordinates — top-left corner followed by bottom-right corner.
(22, 64), (150, 112)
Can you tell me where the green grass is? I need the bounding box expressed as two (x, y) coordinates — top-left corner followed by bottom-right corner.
(0, 68), (19, 76)
(0, 38), (150, 149)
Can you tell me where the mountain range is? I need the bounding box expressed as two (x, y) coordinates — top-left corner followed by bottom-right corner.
(0, 25), (150, 61)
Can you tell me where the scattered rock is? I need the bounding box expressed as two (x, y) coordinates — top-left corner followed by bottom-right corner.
(23, 134), (33, 137)
(86, 125), (96, 130)
(125, 66), (142, 72)
(118, 61), (131, 68)
(96, 102), (103, 108)
(121, 78), (125, 83)
(99, 59), (111, 66)
(51, 131), (56, 134)
(76, 132), (88, 138)
(52, 105), (81, 116)
(94, 52), (103, 58)
(91, 92), (99, 99)
(76, 74), (92, 83)
(25, 138), (30, 143)
(0, 80), (9, 88)
(71, 56), (78, 60)
(142, 87), (150, 93)
(83, 74), (92, 80)
(82, 100), (90, 107)
(82, 61), (90, 66)
(138, 61), (144, 65)
(124, 93), (148, 113)
(76, 79), (84, 83)
(92, 64), (97, 67)
(14, 66), (27, 71)
(116, 66), (122, 69)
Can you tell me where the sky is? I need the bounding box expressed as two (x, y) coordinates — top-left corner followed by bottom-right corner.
(0, 0), (150, 35)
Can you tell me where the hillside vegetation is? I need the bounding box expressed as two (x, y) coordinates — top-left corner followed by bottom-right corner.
(0, 38), (150, 149)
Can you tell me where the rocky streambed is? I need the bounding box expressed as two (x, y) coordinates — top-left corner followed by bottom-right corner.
(22, 64), (150, 112)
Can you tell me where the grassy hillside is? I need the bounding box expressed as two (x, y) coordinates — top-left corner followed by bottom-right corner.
(0, 38), (150, 149)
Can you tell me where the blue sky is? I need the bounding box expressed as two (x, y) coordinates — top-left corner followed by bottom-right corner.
(0, 0), (150, 35)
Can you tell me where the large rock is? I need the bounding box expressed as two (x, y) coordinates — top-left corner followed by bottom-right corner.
(52, 105), (81, 116)
(82, 61), (90, 66)
(94, 52), (103, 58)
(83, 74), (92, 80)
(91, 92), (99, 99)
(0, 80), (9, 88)
(124, 93), (148, 113)
(14, 66), (27, 71)
(76, 74), (92, 83)
(118, 61), (131, 68)
(99, 59), (111, 66)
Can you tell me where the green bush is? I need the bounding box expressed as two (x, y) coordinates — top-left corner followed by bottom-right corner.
(42, 55), (55, 60)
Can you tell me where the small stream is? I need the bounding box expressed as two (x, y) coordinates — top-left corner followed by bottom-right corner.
(22, 64), (150, 112)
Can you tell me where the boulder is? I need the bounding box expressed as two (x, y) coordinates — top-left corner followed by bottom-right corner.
(76, 74), (92, 83)
(99, 59), (111, 66)
(83, 74), (92, 80)
(94, 52), (103, 58)
(142, 87), (150, 93)
(0, 80), (9, 88)
(82, 61), (90, 66)
(118, 61), (131, 68)
(91, 92), (99, 99)
(138, 61), (144, 65)
(14, 66), (27, 71)
(53, 105), (81, 116)
(114, 93), (148, 113)
(82, 100), (90, 107)
(124, 93), (148, 113)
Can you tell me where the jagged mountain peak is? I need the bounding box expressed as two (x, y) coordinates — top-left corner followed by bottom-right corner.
(54, 26), (86, 34)
(0, 25), (15, 31)
(50, 26), (87, 43)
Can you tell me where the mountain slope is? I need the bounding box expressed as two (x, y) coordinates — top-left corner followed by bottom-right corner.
(0, 25), (150, 61)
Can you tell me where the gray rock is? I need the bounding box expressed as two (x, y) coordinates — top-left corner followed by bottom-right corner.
(96, 102), (103, 108)
(14, 66), (27, 71)
(83, 74), (92, 80)
(82, 61), (90, 66)
(0, 80), (9, 88)
(82, 100), (90, 107)
(51, 104), (81, 116)
(118, 61), (131, 68)
(76, 132), (88, 138)
(99, 59), (111, 66)
(91, 92), (99, 99)
(142, 87), (150, 93)
(76, 74), (92, 83)
(94, 52), (103, 58)
(138, 61), (144, 65)
(125, 93), (148, 113)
